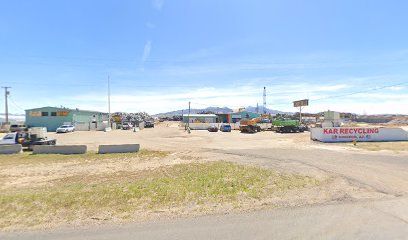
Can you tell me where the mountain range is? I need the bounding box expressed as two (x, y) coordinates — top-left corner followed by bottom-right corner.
(154, 106), (288, 117)
(0, 115), (25, 124)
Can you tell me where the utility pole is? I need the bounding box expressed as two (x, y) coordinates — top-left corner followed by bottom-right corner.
(187, 101), (191, 130)
(107, 76), (111, 129)
(263, 86), (266, 114)
(2, 87), (11, 124)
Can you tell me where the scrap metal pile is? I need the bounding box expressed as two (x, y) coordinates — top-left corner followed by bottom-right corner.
(111, 112), (153, 124)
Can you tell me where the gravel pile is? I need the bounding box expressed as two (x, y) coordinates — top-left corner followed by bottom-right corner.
(386, 117), (408, 125)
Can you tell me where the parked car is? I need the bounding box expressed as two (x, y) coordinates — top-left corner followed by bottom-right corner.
(208, 125), (219, 132)
(56, 125), (75, 133)
(220, 124), (232, 132)
(9, 124), (26, 132)
(122, 122), (133, 130)
(145, 121), (155, 128)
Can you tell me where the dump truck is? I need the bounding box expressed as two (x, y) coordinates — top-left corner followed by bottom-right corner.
(239, 119), (261, 133)
(272, 119), (304, 133)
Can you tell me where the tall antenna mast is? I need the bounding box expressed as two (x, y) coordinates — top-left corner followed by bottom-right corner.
(263, 86), (266, 114)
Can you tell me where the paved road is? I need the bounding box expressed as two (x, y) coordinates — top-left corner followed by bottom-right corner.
(2, 148), (408, 239)
(214, 148), (408, 196)
(3, 198), (408, 240)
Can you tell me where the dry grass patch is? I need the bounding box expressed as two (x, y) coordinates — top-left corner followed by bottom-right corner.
(0, 149), (170, 166)
(0, 161), (318, 230)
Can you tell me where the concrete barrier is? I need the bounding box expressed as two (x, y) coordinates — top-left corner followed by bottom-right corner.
(0, 144), (22, 154)
(33, 145), (87, 154)
(98, 144), (140, 154)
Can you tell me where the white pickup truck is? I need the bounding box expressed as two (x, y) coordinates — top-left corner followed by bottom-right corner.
(0, 132), (56, 150)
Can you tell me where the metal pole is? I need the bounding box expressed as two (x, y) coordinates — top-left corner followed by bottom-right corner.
(187, 101), (191, 129)
(108, 76), (111, 128)
(299, 106), (302, 123)
(263, 87), (266, 114)
(2, 87), (10, 124)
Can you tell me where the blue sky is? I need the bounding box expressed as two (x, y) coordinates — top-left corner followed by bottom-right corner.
(0, 0), (407, 114)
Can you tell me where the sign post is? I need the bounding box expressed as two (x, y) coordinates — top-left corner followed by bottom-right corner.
(293, 99), (309, 123)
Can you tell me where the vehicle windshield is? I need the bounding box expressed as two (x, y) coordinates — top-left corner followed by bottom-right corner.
(3, 134), (15, 140)
(60, 125), (71, 128)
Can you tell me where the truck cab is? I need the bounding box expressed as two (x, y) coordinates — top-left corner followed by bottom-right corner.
(0, 131), (56, 150)
(0, 133), (19, 145)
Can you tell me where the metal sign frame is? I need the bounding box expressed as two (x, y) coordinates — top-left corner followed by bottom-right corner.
(293, 99), (309, 107)
(293, 99), (309, 123)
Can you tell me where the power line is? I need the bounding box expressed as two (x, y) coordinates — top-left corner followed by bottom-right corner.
(8, 96), (25, 113)
(311, 81), (408, 101)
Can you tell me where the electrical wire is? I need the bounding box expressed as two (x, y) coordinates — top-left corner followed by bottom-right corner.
(311, 81), (408, 101)
(8, 96), (25, 113)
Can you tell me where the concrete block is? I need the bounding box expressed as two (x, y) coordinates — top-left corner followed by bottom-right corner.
(33, 145), (87, 154)
(0, 144), (22, 154)
(98, 144), (140, 154)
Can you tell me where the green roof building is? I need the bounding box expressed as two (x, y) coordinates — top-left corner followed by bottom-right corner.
(25, 106), (108, 132)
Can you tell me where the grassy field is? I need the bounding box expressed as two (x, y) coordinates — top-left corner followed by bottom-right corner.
(0, 161), (318, 230)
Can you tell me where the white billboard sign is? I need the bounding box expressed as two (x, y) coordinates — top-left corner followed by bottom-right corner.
(310, 127), (408, 143)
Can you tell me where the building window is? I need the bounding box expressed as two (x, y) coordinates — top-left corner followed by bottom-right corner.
(51, 112), (57, 116)
(41, 112), (49, 116)
(57, 111), (69, 116)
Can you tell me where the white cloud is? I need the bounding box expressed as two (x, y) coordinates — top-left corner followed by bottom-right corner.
(388, 86), (405, 91)
(58, 82), (408, 115)
(142, 41), (152, 62)
(152, 0), (164, 10)
(306, 99), (408, 115)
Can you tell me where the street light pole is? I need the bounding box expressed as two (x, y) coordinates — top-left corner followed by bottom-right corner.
(107, 76), (112, 130)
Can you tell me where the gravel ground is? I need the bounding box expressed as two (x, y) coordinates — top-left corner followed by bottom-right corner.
(1, 121), (408, 235)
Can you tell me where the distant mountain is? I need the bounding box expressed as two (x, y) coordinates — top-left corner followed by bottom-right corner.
(0, 114), (25, 123)
(153, 107), (232, 117)
(154, 106), (288, 117)
(244, 106), (289, 115)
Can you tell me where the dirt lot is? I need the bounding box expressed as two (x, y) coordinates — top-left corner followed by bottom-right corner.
(1, 121), (407, 231)
(48, 122), (408, 153)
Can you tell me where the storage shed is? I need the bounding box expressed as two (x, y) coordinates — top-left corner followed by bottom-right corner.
(25, 107), (108, 132)
(182, 114), (217, 124)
